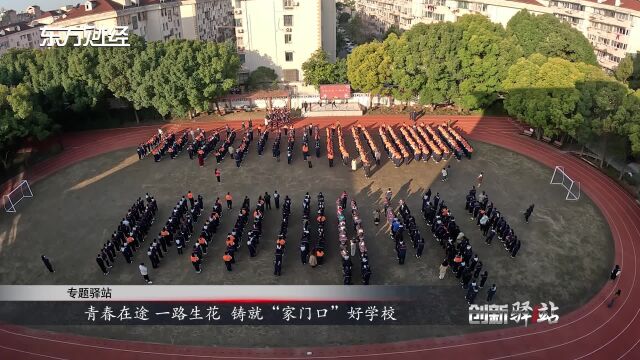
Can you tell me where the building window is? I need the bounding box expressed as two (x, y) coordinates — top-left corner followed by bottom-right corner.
(284, 33), (292, 44)
(235, 18), (242, 27)
(283, 0), (295, 7)
(284, 15), (293, 26)
(283, 69), (299, 82)
(132, 15), (138, 30)
(239, 54), (245, 63)
(285, 51), (293, 61)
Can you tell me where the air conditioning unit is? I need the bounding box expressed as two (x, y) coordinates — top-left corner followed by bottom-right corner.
(237, 28), (243, 33)
(235, 9), (242, 14)
(285, 28), (292, 32)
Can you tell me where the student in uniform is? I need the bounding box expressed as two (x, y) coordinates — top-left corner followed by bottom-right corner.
(191, 253), (202, 273)
(215, 168), (221, 183)
(223, 252), (233, 271)
(41, 255), (54, 273)
(96, 255), (109, 275)
(225, 192), (233, 210)
(273, 191), (280, 209)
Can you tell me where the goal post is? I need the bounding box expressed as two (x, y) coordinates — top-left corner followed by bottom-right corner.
(550, 166), (580, 201)
(3, 180), (34, 213)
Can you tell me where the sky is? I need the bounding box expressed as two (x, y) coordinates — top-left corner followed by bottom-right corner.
(0, 0), (72, 13)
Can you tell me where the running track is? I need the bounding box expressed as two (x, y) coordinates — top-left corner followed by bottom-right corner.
(1, 116), (639, 360)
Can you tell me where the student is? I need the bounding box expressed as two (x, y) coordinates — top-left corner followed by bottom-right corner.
(41, 255), (54, 273)
(225, 192), (233, 210)
(215, 168), (221, 183)
(139, 263), (152, 284)
(524, 204), (535, 223)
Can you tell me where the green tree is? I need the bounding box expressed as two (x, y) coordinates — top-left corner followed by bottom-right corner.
(455, 14), (522, 109)
(389, 22), (463, 105)
(506, 10), (597, 65)
(0, 49), (37, 86)
(621, 90), (640, 154)
(97, 34), (146, 122)
(347, 40), (392, 106)
(247, 66), (278, 90)
(502, 55), (605, 138)
(613, 53), (633, 84)
(575, 79), (629, 166)
(0, 83), (55, 168)
(302, 49), (346, 88)
(383, 24), (401, 39)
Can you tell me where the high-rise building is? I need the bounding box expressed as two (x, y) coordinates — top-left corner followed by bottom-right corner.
(354, 0), (640, 71)
(232, 0), (336, 88)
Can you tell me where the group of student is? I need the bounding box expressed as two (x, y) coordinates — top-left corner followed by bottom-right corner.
(442, 124), (474, 160)
(256, 126), (269, 156)
(379, 124), (407, 167)
(100, 195), (158, 276)
(221, 195), (252, 272)
(148, 130), (189, 162)
(188, 129), (220, 164)
(421, 189), (497, 304)
(389, 196), (426, 263)
(136, 133), (162, 160)
(464, 186), (522, 258)
(336, 192), (372, 285)
(264, 108), (291, 129)
(272, 194), (292, 275)
(325, 127), (335, 167)
(335, 123), (351, 166)
(351, 126), (373, 178)
(232, 124), (254, 168)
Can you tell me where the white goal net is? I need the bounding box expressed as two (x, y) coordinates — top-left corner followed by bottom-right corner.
(3, 180), (34, 213)
(550, 166), (580, 201)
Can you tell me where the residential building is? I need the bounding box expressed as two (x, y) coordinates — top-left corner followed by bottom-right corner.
(354, 0), (640, 70)
(44, 0), (234, 43)
(0, 22), (43, 55)
(232, 0), (336, 89)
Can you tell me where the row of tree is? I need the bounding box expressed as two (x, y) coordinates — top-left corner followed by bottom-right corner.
(301, 11), (640, 155)
(0, 36), (240, 168)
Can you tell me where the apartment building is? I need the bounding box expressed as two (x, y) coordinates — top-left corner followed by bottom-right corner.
(42, 0), (234, 43)
(355, 0), (640, 70)
(0, 22), (43, 55)
(232, 0), (336, 87)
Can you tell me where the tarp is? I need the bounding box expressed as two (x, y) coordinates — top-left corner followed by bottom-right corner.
(320, 84), (351, 100)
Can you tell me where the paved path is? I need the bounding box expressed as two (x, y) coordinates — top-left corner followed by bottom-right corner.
(1, 115), (638, 359)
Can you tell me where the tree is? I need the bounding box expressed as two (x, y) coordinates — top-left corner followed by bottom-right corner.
(506, 10), (597, 65)
(347, 40), (392, 106)
(97, 34), (146, 122)
(620, 90), (640, 154)
(302, 49), (347, 88)
(247, 66), (278, 90)
(338, 12), (351, 25)
(0, 49), (37, 86)
(614, 54), (633, 84)
(383, 24), (401, 39)
(0, 83), (55, 169)
(455, 15), (522, 109)
(502, 55), (604, 138)
(575, 79), (629, 166)
(388, 22), (463, 105)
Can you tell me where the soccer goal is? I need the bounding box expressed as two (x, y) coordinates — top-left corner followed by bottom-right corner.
(3, 180), (34, 213)
(550, 166), (580, 201)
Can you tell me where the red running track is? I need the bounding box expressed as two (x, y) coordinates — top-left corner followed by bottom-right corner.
(1, 116), (639, 360)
